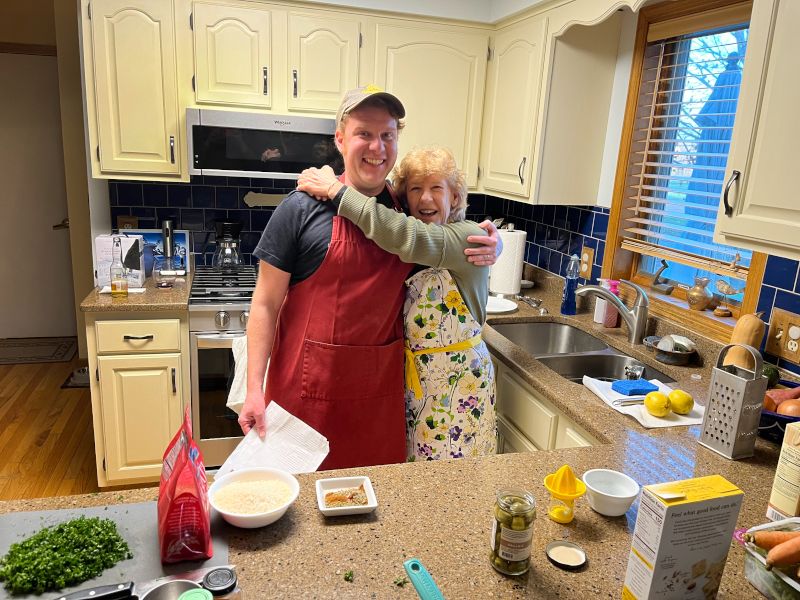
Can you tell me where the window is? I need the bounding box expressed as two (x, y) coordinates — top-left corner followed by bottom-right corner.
(606, 0), (764, 340)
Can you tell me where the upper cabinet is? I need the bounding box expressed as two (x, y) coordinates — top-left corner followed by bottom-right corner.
(192, 2), (272, 108)
(713, 0), (800, 260)
(286, 12), (360, 113)
(373, 22), (488, 188)
(84, 0), (182, 178)
(479, 16), (546, 197)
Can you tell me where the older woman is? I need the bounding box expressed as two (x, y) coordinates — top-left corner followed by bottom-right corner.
(297, 147), (496, 461)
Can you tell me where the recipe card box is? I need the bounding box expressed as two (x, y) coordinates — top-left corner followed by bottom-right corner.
(767, 421), (800, 521)
(622, 474), (743, 600)
(94, 234), (145, 288)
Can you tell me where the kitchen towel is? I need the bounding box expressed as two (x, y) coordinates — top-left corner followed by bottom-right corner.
(489, 229), (526, 296)
(216, 401), (329, 477)
(225, 335), (249, 415)
(583, 376), (705, 429)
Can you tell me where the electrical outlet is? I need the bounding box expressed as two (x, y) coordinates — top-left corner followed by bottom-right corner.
(579, 246), (594, 280)
(766, 308), (800, 364)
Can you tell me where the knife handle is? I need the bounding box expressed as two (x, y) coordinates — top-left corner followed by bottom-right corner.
(58, 581), (136, 600)
(403, 558), (444, 600)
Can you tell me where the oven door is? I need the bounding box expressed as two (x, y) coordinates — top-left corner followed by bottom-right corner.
(190, 330), (246, 467)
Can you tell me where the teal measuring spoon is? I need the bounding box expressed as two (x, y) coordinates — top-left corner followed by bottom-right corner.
(403, 558), (445, 600)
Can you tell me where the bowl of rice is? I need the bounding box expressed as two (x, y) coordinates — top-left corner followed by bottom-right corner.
(209, 467), (300, 528)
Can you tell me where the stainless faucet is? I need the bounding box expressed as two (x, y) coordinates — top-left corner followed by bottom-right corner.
(575, 280), (649, 344)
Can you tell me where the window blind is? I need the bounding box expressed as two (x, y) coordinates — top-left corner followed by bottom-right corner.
(619, 25), (751, 280)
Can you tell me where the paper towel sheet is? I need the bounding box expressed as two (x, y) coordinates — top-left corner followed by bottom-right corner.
(489, 230), (526, 295)
(583, 376), (705, 429)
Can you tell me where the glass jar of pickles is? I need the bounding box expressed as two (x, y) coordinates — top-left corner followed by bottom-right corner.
(490, 489), (536, 575)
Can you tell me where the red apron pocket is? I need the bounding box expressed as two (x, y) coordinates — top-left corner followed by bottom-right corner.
(301, 337), (404, 401)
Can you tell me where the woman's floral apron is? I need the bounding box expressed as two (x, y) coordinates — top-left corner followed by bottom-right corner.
(403, 268), (496, 461)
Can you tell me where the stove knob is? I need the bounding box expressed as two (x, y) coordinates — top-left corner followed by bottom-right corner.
(240, 311), (250, 328)
(215, 311), (230, 329)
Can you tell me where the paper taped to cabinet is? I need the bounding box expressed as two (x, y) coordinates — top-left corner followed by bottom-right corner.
(582, 376), (704, 429)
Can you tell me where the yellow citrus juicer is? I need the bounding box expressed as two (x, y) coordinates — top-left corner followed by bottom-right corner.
(543, 464), (586, 523)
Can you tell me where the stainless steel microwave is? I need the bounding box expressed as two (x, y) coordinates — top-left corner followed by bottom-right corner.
(186, 108), (340, 179)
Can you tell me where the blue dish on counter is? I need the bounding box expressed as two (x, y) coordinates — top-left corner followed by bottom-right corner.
(759, 380), (800, 444)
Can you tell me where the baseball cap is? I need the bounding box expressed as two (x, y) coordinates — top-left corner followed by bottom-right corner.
(335, 85), (406, 127)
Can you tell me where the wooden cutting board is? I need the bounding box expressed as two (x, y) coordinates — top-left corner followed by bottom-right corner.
(0, 502), (230, 600)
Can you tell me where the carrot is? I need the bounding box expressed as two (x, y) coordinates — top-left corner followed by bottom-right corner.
(766, 535), (800, 570)
(745, 530), (800, 550)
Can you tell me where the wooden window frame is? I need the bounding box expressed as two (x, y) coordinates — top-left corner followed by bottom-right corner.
(604, 0), (765, 343)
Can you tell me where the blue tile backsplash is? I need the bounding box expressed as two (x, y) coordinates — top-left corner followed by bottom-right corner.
(109, 179), (798, 370)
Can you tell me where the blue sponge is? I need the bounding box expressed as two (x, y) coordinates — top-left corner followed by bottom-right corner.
(611, 379), (658, 396)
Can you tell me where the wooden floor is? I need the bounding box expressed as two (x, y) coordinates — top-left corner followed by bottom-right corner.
(0, 356), (133, 501)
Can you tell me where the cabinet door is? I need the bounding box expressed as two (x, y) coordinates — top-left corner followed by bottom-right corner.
(713, 0), (800, 259)
(555, 418), (595, 449)
(193, 3), (272, 108)
(287, 13), (360, 113)
(495, 367), (556, 450)
(98, 353), (183, 482)
(497, 415), (540, 453)
(374, 23), (488, 187)
(479, 16), (546, 197)
(90, 0), (181, 175)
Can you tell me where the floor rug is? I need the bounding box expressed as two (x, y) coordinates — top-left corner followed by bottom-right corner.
(0, 337), (78, 365)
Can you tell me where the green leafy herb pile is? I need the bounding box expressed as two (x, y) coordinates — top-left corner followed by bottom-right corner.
(0, 516), (132, 595)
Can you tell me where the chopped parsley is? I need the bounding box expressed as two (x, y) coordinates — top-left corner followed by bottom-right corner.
(344, 570), (354, 583)
(0, 516), (132, 595)
(393, 575), (410, 587)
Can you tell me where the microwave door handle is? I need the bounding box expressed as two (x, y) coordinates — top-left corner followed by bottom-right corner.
(263, 67), (268, 96)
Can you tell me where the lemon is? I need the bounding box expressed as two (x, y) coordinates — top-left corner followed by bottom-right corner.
(668, 389), (694, 415)
(644, 391), (671, 417)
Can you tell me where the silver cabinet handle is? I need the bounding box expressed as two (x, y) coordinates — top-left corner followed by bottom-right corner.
(518, 157), (527, 185)
(263, 66), (268, 95)
(169, 136), (175, 164)
(292, 69), (298, 98)
(723, 169), (740, 216)
(123, 334), (154, 341)
(171, 368), (177, 394)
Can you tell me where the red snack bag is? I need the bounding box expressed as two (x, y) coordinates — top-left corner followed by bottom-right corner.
(157, 405), (213, 563)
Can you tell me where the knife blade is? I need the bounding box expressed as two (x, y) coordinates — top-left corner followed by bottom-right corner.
(58, 565), (234, 600)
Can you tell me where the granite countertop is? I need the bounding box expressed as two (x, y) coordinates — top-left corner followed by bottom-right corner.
(4, 279), (782, 598)
(80, 275), (191, 312)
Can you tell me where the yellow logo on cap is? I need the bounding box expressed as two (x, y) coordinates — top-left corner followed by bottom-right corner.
(363, 84), (383, 94)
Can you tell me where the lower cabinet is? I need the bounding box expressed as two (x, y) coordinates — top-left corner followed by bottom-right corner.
(86, 312), (190, 486)
(493, 355), (598, 452)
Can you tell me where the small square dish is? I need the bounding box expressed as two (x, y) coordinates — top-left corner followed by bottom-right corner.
(315, 476), (378, 516)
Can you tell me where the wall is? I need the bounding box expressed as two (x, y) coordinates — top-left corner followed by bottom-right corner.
(0, 0), (55, 46)
(484, 195), (800, 375)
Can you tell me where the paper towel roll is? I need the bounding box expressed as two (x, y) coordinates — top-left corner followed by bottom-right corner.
(489, 230), (527, 295)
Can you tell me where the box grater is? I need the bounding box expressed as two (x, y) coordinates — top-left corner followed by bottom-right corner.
(698, 344), (768, 460)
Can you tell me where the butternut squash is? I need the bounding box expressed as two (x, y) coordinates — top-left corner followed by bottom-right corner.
(723, 312), (766, 370)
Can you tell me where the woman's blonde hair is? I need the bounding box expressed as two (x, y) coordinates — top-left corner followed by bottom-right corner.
(392, 147), (468, 223)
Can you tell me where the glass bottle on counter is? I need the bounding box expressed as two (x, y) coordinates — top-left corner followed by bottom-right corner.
(560, 254), (580, 315)
(490, 489), (536, 576)
(109, 236), (128, 298)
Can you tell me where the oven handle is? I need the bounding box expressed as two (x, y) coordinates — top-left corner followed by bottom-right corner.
(194, 333), (245, 349)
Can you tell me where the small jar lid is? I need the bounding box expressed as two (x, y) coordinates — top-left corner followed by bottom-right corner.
(546, 540), (587, 570)
(203, 567), (238, 595)
(178, 590), (213, 600)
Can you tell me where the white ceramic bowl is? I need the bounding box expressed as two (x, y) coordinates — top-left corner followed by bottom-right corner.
(315, 476), (378, 517)
(582, 469), (640, 517)
(209, 467), (299, 528)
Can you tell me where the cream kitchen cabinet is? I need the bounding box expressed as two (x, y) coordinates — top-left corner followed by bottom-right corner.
(192, 2), (272, 108)
(286, 12), (360, 113)
(82, 0), (182, 179)
(713, 0), (800, 260)
(478, 15), (546, 197)
(493, 355), (598, 452)
(85, 312), (190, 486)
(372, 22), (488, 188)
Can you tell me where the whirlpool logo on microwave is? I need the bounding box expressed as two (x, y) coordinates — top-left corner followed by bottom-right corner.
(272, 119), (292, 127)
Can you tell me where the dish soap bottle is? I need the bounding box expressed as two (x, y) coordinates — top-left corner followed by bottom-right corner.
(603, 279), (620, 328)
(593, 278), (610, 323)
(560, 254), (580, 315)
(109, 236), (128, 298)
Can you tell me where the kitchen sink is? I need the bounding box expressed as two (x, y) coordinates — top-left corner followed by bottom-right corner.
(490, 322), (608, 356)
(536, 353), (675, 384)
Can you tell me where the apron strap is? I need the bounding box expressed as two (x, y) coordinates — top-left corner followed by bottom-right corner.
(404, 334), (483, 400)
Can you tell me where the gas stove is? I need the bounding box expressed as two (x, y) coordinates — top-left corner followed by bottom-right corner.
(189, 266), (257, 306)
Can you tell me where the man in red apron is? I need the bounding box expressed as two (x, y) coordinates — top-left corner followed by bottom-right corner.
(239, 86), (499, 470)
